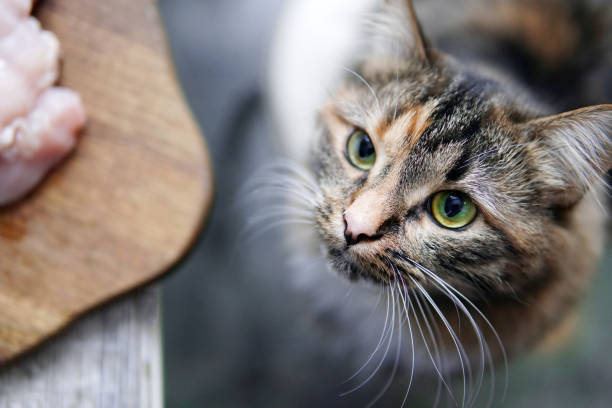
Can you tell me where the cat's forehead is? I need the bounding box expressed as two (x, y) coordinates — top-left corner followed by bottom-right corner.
(329, 64), (510, 174)
(335, 63), (498, 130)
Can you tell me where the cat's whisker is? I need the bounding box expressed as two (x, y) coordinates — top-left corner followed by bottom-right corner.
(436, 285), (485, 407)
(249, 202), (316, 213)
(342, 285), (392, 385)
(266, 159), (322, 188)
(386, 261), (418, 399)
(243, 168), (317, 188)
(440, 288), (507, 405)
(246, 206), (316, 222)
(386, 254), (481, 403)
(417, 288), (448, 408)
(242, 218), (316, 243)
(390, 260), (448, 405)
(393, 276), (416, 408)
(365, 285), (403, 408)
(341, 66), (382, 114)
(241, 160), (324, 203)
(410, 276), (468, 408)
(240, 160), (326, 240)
(244, 211), (315, 231)
(408, 260), (508, 406)
(245, 208), (314, 222)
(252, 176), (321, 203)
(368, 286), (385, 320)
(243, 182), (322, 208)
(244, 220), (315, 240)
(243, 178), (318, 196)
(386, 261), (453, 405)
(246, 158), (317, 181)
(410, 266), (490, 406)
(240, 197), (319, 222)
(341, 285), (397, 397)
(405, 280), (456, 405)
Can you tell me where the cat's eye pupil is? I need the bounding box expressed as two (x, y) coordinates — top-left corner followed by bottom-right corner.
(444, 194), (464, 218)
(358, 135), (375, 159)
(430, 190), (477, 229)
(346, 129), (376, 170)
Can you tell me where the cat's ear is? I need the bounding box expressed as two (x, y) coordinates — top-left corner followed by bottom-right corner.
(524, 104), (611, 206)
(400, 0), (430, 64)
(374, 0), (432, 64)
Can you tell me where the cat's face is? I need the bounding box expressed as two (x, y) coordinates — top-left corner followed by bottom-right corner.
(311, 55), (610, 296)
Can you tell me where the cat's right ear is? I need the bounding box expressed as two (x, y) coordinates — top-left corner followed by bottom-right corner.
(524, 104), (612, 207)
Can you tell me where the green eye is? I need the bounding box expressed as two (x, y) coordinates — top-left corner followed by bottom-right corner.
(346, 129), (376, 170)
(430, 191), (477, 229)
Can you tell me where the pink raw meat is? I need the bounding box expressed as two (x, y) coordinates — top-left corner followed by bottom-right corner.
(0, 88), (85, 205)
(0, 7), (20, 39)
(0, 0), (86, 206)
(0, 17), (59, 92)
(0, 0), (31, 37)
(0, 64), (35, 127)
(5, 0), (32, 17)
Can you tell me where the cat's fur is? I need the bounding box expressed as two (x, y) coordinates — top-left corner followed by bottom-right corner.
(266, 0), (611, 403)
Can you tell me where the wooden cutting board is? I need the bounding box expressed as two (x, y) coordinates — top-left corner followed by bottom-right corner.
(0, 0), (213, 363)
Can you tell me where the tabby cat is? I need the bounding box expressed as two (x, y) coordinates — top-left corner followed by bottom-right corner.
(263, 0), (611, 405)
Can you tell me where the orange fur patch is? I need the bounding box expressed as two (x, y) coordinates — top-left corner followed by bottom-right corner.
(380, 102), (434, 151)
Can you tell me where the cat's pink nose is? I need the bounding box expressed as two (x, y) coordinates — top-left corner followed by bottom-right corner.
(344, 207), (382, 246)
(344, 186), (393, 246)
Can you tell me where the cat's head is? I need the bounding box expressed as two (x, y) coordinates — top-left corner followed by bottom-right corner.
(310, 0), (612, 295)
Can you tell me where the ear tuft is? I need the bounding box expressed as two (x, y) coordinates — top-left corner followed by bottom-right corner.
(526, 105), (611, 206)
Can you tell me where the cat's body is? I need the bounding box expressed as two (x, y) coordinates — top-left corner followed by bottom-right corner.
(265, 0), (611, 403)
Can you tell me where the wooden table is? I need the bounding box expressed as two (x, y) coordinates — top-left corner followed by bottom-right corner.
(0, 287), (163, 407)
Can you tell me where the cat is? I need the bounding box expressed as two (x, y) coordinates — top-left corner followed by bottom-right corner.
(262, 0), (611, 405)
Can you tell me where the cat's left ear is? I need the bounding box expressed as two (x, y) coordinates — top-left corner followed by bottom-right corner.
(401, 0), (431, 64)
(524, 104), (611, 206)
(375, 0), (432, 65)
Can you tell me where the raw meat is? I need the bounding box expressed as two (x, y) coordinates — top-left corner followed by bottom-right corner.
(0, 0), (85, 206)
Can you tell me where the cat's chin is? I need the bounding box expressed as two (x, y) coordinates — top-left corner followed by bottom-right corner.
(326, 244), (393, 285)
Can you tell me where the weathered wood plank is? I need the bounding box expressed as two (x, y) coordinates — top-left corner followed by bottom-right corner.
(0, 287), (162, 407)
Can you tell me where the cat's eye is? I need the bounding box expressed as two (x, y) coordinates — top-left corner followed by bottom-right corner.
(346, 129), (376, 170)
(430, 191), (477, 229)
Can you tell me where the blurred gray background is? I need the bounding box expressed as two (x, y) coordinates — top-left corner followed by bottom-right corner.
(157, 1), (612, 407)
